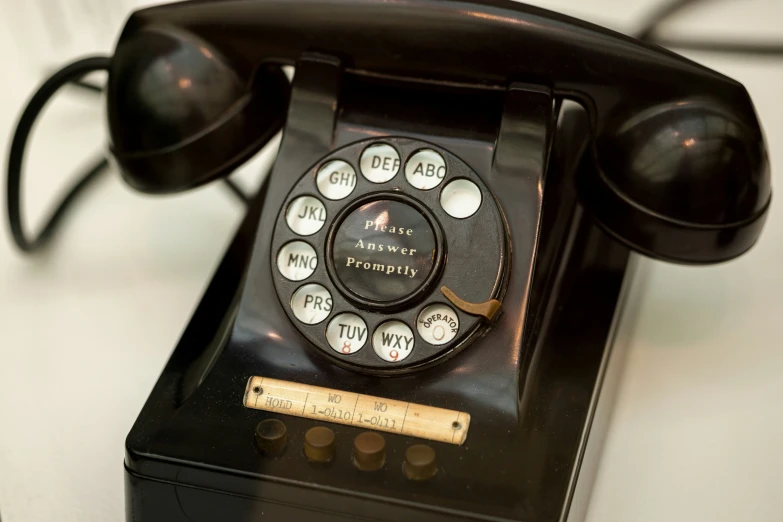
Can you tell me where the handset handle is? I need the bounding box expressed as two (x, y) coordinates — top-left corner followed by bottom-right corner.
(114, 0), (754, 126)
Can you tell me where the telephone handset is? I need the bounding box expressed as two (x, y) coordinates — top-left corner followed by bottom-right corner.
(109, 0), (770, 264)
(108, 0), (771, 520)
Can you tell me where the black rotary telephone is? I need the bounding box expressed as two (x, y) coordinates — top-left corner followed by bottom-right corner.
(8, 0), (771, 521)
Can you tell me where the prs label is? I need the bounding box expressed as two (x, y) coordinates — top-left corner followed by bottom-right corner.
(243, 376), (470, 445)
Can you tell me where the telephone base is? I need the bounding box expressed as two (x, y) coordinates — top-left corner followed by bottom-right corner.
(124, 99), (633, 522)
(124, 200), (632, 522)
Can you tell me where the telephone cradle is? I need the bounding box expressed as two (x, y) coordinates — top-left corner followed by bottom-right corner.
(108, 1), (771, 521)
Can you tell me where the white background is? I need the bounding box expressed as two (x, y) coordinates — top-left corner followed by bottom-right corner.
(0, 0), (781, 521)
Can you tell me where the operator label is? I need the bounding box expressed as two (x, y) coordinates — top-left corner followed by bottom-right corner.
(417, 303), (459, 346)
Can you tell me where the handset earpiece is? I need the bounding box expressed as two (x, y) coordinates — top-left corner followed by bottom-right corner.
(580, 98), (770, 264)
(107, 26), (290, 194)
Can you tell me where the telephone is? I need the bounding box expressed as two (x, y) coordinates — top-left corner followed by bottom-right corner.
(99, 0), (772, 521)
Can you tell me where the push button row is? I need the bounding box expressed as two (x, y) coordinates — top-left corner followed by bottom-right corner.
(289, 282), (460, 363)
(255, 421), (438, 480)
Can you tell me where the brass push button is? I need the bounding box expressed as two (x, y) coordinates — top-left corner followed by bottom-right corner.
(255, 419), (287, 455)
(403, 444), (437, 480)
(330, 196), (442, 306)
(353, 431), (386, 471)
(304, 426), (336, 462)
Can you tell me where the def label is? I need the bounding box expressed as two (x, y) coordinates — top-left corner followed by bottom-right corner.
(360, 143), (400, 183)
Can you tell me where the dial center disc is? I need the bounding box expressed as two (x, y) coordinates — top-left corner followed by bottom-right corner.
(331, 198), (440, 305)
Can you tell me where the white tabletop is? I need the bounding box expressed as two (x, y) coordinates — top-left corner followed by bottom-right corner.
(1, 1), (781, 521)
